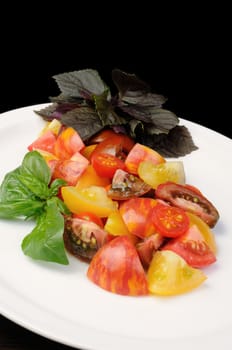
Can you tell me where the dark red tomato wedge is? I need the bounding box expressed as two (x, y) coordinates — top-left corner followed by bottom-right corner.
(87, 235), (149, 296)
(119, 198), (157, 238)
(162, 224), (216, 268)
(151, 203), (190, 238)
(136, 233), (164, 268)
(91, 153), (126, 179)
(64, 217), (108, 262)
(155, 182), (219, 228)
(107, 169), (151, 200)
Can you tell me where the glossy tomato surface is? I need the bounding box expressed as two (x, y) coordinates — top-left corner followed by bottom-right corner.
(162, 224), (216, 268)
(147, 250), (207, 296)
(151, 203), (190, 238)
(119, 198), (157, 238)
(87, 236), (149, 296)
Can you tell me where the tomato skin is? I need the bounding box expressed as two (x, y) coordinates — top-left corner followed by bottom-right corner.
(90, 133), (135, 160)
(119, 198), (157, 238)
(162, 224), (217, 268)
(61, 185), (118, 218)
(64, 217), (108, 261)
(87, 236), (149, 296)
(73, 212), (104, 228)
(107, 169), (151, 200)
(75, 165), (110, 190)
(54, 127), (85, 160)
(91, 153), (126, 179)
(155, 182), (219, 228)
(151, 203), (190, 238)
(147, 250), (207, 296)
(52, 152), (89, 186)
(28, 130), (57, 153)
(125, 143), (165, 174)
(89, 129), (120, 143)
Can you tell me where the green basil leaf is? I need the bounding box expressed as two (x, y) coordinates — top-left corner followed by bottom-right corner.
(51, 196), (70, 215)
(0, 200), (45, 219)
(49, 178), (67, 197)
(21, 151), (51, 185)
(0, 168), (36, 203)
(17, 174), (50, 199)
(21, 198), (69, 265)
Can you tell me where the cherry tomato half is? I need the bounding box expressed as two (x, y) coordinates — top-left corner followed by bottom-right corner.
(91, 153), (126, 179)
(155, 182), (219, 228)
(151, 203), (190, 238)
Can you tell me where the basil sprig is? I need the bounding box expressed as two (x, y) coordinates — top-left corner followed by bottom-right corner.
(0, 151), (69, 265)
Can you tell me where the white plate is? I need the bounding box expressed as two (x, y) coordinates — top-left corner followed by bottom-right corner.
(0, 104), (232, 350)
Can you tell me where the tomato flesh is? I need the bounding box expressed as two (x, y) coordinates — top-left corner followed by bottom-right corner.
(162, 224), (216, 268)
(90, 133), (135, 161)
(147, 250), (207, 296)
(73, 212), (104, 228)
(92, 153), (126, 179)
(28, 130), (57, 153)
(125, 143), (165, 174)
(151, 203), (190, 238)
(119, 198), (157, 238)
(155, 182), (219, 228)
(87, 236), (149, 296)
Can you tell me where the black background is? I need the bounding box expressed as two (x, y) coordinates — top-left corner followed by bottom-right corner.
(0, 31), (229, 139)
(1, 59), (229, 138)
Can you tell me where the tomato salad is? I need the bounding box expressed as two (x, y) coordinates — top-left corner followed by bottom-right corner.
(0, 119), (220, 296)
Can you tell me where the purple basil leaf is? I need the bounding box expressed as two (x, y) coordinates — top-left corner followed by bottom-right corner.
(60, 107), (104, 141)
(112, 69), (150, 97)
(93, 91), (126, 126)
(138, 125), (198, 157)
(35, 103), (82, 121)
(53, 69), (108, 100)
(119, 104), (179, 133)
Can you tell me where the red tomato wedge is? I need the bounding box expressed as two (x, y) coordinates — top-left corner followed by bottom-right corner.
(125, 143), (165, 174)
(91, 153), (126, 179)
(151, 203), (190, 238)
(119, 198), (157, 238)
(90, 133), (135, 161)
(87, 236), (149, 296)
(54, 127), (85, 160)
(53, 152), (89, 185)
(162, 224), (216, 268)
(28, 130), (57, 153)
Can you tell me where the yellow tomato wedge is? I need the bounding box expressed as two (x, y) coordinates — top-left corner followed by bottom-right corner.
(187, 212), (217, 254)
(75, 165), (110, 190)
(104, 210), (131, 236)
(81, 144), (97, 160)
(61, 185), (118, 218)
(138, 161), (185, 189)
(147, 250), (207, 296)
(39, 118), (62, 136)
